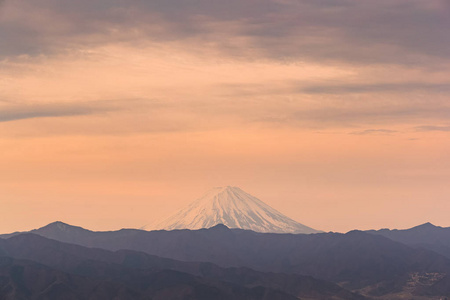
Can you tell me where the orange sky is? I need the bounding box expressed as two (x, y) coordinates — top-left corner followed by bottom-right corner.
(0, 0), (449, 233)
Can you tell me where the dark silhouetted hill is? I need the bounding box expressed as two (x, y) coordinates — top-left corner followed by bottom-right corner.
(3, 222), (450, 298)
(0, 233), (365, 300)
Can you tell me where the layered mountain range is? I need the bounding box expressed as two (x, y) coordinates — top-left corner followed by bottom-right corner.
(1, 187), (450, 299)
(2, 221), (450, 299)
(0, 232), (365, 300)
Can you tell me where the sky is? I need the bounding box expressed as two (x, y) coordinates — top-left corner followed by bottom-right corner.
(1, 0), (449, 233)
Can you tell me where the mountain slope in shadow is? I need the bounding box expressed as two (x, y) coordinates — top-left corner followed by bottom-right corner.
(0, 233), (365, 300)
(367, 222), (450, 259)
(2, 222), (450, 298)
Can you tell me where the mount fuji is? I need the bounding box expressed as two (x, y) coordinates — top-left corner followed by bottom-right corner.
(148, 186), (321, 234)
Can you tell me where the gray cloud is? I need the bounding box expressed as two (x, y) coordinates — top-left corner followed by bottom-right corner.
(415, 125), (450, 132)
(0, 98), (153, 123)
(0, 0), (449, 133)
(300, 83), (450, 94)
(0, 103), (108, 123)
(350, 129), (398, 135)
(278, 104), (450, 128)
(0, 0), (449, 66)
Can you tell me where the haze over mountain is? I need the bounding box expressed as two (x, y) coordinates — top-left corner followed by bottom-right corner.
(147, 186), (320, 234)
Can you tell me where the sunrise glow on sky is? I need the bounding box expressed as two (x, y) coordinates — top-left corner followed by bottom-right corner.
(1, 0), (449, 233)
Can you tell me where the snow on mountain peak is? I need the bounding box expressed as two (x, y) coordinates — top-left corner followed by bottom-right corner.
(148, 186), (321, 234)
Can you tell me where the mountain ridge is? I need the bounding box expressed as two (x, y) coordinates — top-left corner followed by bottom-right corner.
(0, 233), (366, 300)
(3, 221), (450, 298)
(4, 222), (450, 297)
(366, 222), (450, 259)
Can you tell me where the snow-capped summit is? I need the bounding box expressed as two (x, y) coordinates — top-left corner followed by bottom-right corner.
(149, 186), (321, 234)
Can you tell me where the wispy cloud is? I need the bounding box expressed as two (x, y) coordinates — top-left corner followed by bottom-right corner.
(287, 105), (450, 127)
(415, 125), (450, 132)
(350, 129), (398, 135)
(0, 0), (448, 134)
(300, 83), (450, 95)
(1, 0), (449, 66)
(0, 100), (123, 123)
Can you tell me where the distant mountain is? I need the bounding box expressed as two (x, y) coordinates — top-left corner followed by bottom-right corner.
(0, 233), (365, 300)
(4, 222), (450, 298)
(147, 186), (321, 234)
(367, 222), (450, 258)
(0, 221), (95, 241)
